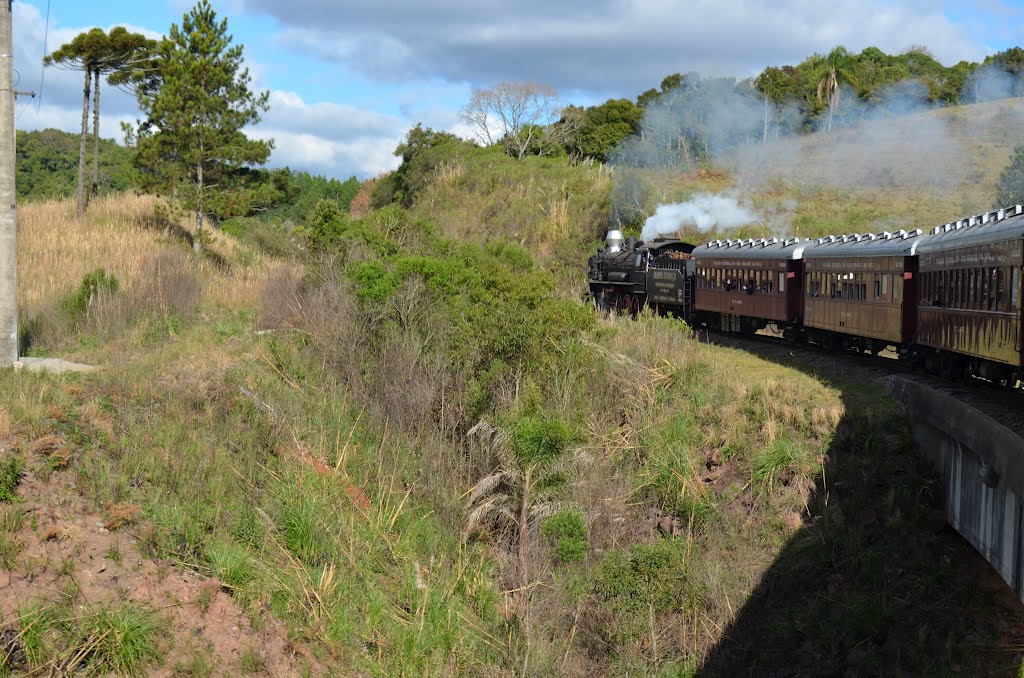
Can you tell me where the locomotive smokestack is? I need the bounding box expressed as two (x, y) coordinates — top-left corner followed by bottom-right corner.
(606, 229), (624, 253)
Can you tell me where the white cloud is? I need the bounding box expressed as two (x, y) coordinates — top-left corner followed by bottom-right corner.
(9, 5), (405, 179)
(256, 90), (407, 177)
(244, 0), (988, 94)
(251, 128), (401, 178)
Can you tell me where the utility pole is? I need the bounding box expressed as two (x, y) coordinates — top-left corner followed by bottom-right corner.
(0, 0), (15, 367)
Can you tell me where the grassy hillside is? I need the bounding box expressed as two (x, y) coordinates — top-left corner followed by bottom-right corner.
(2, 96), (1024, 675)
(646, 97), (1024, 242)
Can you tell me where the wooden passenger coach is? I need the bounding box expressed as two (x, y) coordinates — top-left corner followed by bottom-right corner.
(691, 237), (806, 335)
(915, 207), (1024, 381)
(802, 230), (923, 353)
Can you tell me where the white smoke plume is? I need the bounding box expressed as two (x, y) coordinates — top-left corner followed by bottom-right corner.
(641, 193), (759, 242)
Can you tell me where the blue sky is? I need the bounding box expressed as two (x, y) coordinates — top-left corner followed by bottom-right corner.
(9, 0), (1024, 180)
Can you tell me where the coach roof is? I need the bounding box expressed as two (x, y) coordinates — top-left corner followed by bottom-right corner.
(692, 237), (809, 260)
(803, 229), (925, 258)
(915, 205), (1024, 254)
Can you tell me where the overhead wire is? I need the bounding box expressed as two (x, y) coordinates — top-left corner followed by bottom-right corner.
(37, 0), (50, 113)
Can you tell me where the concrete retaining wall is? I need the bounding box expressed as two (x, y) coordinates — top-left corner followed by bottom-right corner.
(888, 377), (1024, 600)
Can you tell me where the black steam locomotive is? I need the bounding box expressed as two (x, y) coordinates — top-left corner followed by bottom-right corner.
(587, 206), (1024, 385)
(587, 229), (697, 316)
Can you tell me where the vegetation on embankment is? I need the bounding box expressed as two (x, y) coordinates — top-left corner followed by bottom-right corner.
(2, 173), (1022, 676)
(6, 93), (1024, 674)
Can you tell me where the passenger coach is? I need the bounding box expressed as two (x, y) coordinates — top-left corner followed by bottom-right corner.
(915, 207), (1024, 382)
(802, 230), (923, 354)
(691, 237), (806, 336)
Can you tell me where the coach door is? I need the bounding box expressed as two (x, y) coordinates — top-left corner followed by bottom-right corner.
(787, 259), (804, 322)
(902, 255), (919, 344)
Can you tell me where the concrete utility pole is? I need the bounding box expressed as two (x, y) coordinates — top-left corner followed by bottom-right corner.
(0, 0), (16, 367)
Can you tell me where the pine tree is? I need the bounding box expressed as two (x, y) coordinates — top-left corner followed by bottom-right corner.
(45, 27), (151, 219)
(135, 1), (271, 252)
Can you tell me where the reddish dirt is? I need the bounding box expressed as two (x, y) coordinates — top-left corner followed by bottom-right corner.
(0, 464), (321, 676)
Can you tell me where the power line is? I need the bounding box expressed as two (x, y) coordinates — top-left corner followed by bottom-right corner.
(37, 0), (49, 113)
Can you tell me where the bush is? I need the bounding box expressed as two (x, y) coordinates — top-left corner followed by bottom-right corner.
(63, 268), (119, 321)
(0, 455), (24, 503)
(303, 198), (347, 253)
(509, 415), (580, 468)
(541, 508), (588, 563)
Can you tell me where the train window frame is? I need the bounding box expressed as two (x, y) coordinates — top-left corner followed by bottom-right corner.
(779, 272), (786, 294)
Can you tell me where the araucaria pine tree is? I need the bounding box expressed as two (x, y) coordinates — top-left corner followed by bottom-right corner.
(135, 1), (271, 252)
(45, 27), (151, 220)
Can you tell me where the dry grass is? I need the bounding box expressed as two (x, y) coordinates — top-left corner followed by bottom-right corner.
(18, 194), (159, 313)
(16, 193), (298, 320)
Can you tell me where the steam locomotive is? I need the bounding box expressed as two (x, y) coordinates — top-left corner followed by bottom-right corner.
(587, 206), (1024, 385)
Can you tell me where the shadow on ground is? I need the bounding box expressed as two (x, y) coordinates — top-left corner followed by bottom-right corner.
(696, 339), (1024, 677)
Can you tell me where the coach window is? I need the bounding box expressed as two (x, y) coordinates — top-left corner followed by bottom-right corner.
(997, 268), (1007, 311)
(873, 275), (881, 300)
(779, 271), (786, 294)
(1012, 267), (1020, 311)
(894, 275), (902, 303)
(980, 269), (988, 310)
(988, 268), (998, 311)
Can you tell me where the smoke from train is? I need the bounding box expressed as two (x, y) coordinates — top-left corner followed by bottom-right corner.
(641, 192), (759, 241)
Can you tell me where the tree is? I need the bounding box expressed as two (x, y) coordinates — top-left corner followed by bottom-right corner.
(44, 29), (103, 220)
(995, 144), (1024, 207)
(461, 82), (561, 160)
(464, 417), (580, 607)
(44, 27), (151, 219)
(755, 66), (800, 141)
(134, 1), (271, 252)
(815, 47), (857, 132)
(88, 29), (153, 197)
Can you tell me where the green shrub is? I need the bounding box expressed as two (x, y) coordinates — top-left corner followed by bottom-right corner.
(509, 415), (580, 468)
(64, 268), (119, 320)
(0, 455), (24, 503)
(303, 198), (347, 253)
(541, 508), (588, 562)
(593, 539), (705, 644)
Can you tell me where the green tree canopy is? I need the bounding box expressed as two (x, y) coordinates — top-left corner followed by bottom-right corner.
(134, 0), (271, 251)
(45, 26), (152, 219)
